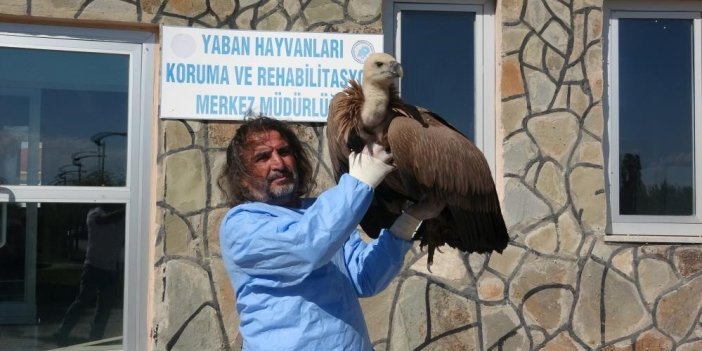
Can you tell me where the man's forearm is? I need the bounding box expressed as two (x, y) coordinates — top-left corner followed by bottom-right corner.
(344, 230), (412, 297)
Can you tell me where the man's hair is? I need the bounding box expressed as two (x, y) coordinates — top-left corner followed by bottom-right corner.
(218, 116), (316, 206)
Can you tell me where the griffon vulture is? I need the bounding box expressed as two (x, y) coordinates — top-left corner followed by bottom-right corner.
(326, 53), (509, 265)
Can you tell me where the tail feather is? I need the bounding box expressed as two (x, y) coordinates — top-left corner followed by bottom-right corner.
(418, 206), (509, 265)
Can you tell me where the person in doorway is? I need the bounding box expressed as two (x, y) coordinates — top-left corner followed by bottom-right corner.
(53, 204), (124, 344)
(218, 116), (444, 350)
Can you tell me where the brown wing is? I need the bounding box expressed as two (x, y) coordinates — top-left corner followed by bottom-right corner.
(386, 106), (510, 260)
(326, 92), (351, 182)
(325, 81), (367, 182)
(386, 107), (500, 212)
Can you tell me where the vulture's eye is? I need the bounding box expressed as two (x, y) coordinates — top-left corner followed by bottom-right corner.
(375, 62), (383, 68)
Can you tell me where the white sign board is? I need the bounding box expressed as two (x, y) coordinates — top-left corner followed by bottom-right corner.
(160, 26), (382, 122)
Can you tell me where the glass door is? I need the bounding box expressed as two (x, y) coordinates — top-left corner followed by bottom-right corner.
(0, 25), (154, 350)
(0, 88), (40, 325)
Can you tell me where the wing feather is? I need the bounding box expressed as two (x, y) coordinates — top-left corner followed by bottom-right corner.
(326, 81), (367, 181)
(326, 93), (350, 182)
(386, 107), (500, 212)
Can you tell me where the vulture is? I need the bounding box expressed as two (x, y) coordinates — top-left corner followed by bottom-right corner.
(326, 53), (509, 265)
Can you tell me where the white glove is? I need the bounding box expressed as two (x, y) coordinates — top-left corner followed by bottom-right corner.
(349, 143), (395, 188)
(389, 212), (422, 240)
(389, 198), (445, 240)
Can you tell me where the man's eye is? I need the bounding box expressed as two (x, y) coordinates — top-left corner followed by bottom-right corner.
(278, 147), (291, 156)
(253, 153), (269, 162)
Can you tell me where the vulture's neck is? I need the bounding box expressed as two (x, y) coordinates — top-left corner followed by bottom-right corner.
(361, 82), (390, 131)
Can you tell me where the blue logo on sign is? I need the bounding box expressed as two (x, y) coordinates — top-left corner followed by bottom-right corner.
(351, 40), (375, 64)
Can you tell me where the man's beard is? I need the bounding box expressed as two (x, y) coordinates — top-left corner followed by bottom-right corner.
(250, 170), (299, 206)
(266, 172), (298, 205)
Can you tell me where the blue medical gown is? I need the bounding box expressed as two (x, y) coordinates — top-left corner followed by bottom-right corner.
(220, 174), (412, 350)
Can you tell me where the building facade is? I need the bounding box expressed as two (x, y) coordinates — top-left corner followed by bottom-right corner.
(0, 0), (701, 350)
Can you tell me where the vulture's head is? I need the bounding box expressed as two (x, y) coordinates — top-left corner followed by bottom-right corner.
(362, 53), (403, 89)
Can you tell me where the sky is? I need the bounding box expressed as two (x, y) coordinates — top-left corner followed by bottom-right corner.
(618, 18), (694, 189)
(0, 48), (129, 186)
(400, 10), (476, 140)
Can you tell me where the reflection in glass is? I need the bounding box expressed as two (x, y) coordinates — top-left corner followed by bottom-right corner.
(0, 95), (31, 185)
(400, 10), (476, 139)
(0, 202), (124, 349)
(0, 47), (129, 187)
(0, 203), (30, 303)
(618, 18), (694, 215)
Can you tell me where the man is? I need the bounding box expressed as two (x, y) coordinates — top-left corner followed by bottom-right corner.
(218, 116), (443, 350)
(54, 204), (125, 344)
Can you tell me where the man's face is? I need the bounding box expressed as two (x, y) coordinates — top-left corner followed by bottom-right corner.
(243, 130), (299, 205)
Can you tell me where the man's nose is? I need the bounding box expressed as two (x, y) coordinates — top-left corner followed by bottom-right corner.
(270, 152), (284, 168)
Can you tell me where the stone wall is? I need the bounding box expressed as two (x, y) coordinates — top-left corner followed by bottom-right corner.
(2, 1), (701, 350)
(498, 0), (702, 350)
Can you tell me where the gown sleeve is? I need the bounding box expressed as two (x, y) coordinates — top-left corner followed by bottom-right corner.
(342, 230), (413, 297)
(220, 174), (374, 287)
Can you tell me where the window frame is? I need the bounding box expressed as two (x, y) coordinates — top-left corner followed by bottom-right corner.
(0, 23), (155, 349)
(382, 0), (497, 174)
(605, 0), (702, 242)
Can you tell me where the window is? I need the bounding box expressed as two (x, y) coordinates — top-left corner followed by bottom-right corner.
(0, 23), (155, 349)
(382, 0), (496, 172)
(606, 1), (702, 241)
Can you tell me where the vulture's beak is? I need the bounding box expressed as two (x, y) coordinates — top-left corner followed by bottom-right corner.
(391, 62), (403, 78)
